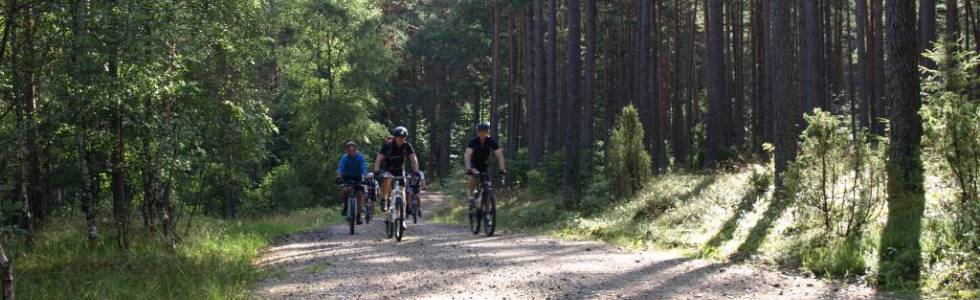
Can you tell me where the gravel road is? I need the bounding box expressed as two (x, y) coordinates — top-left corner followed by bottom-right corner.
(252, 192), (894, 300)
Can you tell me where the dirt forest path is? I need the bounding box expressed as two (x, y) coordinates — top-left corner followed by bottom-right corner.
(252, 192), (893, 300)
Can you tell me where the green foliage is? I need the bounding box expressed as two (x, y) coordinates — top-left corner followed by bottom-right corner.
(920, 42), (980, 290)
(12, 209), (341, 300)
(784, 110), (887, 240)
(527, 152), (565, 196)
(607, 105), (652, 199)
(800, 238), (870, 278)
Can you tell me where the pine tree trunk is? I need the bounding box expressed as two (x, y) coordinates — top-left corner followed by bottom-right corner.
(856, 0), (870, 129)
(564, 0), (582, 208)
(801, 0), (828, 117)
(919, 0), (937, 67)
(672, 0), (688, 167)
(545, 0), (558, 154)
(871, 0), (885, 134)
(651, 0), (664, 173)
(491, 1), (500, 136)
(507, 9), (521, 160)
(583, 0), (596, 165)
(531, 0), (546, 167)
(732, 0), (746, 150)
(636, 0), (651, 166)
(771, 0), (798, 188)
(704, 0), (729, 169)
(879, 0), (925, 286)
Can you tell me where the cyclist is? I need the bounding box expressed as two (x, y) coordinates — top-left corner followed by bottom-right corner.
(374, 126), (421, 223)
(464, 123), (507, 205)
(336, 141), (368, 224)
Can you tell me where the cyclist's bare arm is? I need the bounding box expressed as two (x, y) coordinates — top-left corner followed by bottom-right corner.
(464, 148), (475, 173)
(374, 153), (385, 172)
(409, 153), (421, 173)
(494, 149), (506, 172)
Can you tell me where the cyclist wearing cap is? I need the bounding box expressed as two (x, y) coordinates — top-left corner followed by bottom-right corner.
(464, 123), (507, 204)
(337, 141), (368, 224)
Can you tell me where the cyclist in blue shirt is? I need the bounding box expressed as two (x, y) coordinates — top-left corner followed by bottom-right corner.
(336, 141), (368, 224)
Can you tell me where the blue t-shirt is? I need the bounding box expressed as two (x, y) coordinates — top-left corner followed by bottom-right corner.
(337, 153), (367, 179)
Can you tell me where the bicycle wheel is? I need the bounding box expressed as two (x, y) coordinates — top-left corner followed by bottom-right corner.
(385, 204), (394, 239)
(484, 192), (496, 237)
(411, 196), (418, 224)
(395, 199), (405, 242)
(365, 200), (373, 224)
(348, 196), (356, 235)
(469, 198), (481, 235)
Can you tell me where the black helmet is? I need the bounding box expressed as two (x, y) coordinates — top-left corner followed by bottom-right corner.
(476, 123), (491, 131)
(393, 126), (409, 137)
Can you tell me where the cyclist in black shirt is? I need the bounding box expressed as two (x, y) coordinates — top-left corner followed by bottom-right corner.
(374, 126), (421, 213)
(464, 123), (507, 203)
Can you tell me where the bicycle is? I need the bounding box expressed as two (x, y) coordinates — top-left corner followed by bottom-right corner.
(338, 179), (363, 235)
(364, 174), (379, 224)
(383, 171), (407, 242)
(407, 173), (423, 224)
(469, 171), (503, 237)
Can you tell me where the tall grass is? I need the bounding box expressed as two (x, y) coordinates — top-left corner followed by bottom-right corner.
(9, 208), (339, 300)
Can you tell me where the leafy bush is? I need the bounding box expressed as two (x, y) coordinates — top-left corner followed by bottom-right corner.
(783, 110), (888, 278)
(607, 105), (652, 199)
(921, 42), (980, 289)
(243, 164), (319, 214)
(785, 110), (887, 240)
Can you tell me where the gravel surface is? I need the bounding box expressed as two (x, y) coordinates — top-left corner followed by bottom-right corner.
(252, 192), (895, 300)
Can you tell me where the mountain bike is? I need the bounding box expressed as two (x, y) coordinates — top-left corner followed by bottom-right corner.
(383, 171), (407, 242)
(338, 179), (362, 235)
(469, 171), (502, 237)
(407, 173), (423, 224)
(364, 174), (379, 224)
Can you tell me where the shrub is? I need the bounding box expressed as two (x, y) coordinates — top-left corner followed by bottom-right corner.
(785, 110), (887, 240)
(607, 105), (652, 199)
(921, 42), (980, 289)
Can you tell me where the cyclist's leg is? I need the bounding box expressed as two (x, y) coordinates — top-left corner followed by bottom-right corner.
(381, 176), (392, 211)
(467, 175), (477, 203)
(356, 186), (365, 223)
(340, 186), (351, 216)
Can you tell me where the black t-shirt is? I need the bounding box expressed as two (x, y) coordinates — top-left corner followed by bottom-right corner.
(466, 136), (499, 172)
(379, 141), (415, 173)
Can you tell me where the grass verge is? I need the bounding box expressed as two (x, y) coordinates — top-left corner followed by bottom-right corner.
(8, 208), (340, 300)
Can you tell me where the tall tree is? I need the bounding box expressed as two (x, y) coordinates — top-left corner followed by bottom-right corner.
(704, 0), (729, 169)
(731, 0), (746, 149)
(545, 0), (558, 153)
(650, 0), (664, 172)
(919, 0), (937, 67)
(948, 0), (962, 43)
(531, 0), (546, 167)
(879, 0), (925, 287)
(491, 0), (499, 136)
(801, 0), (828, 116)
(856, 0), (871, 129)
(582, 0), (596, 163)
(636, 0), (650, 161)
(672, 0), (688, 165)
(564, 0), (581, 208)
(771, 0), (798, 187)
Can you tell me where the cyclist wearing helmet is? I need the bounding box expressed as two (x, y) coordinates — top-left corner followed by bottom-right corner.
(464, 123), (507, 204)
(374, 126), (421, 213)
(337, 141), (368, 224)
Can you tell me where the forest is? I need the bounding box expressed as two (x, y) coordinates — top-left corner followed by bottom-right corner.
(1, 0), (979, 299)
